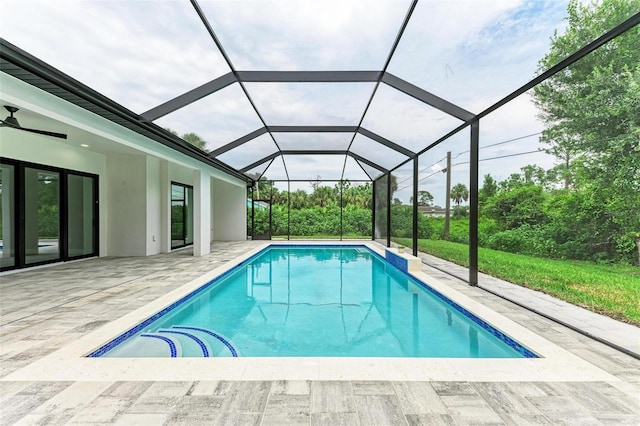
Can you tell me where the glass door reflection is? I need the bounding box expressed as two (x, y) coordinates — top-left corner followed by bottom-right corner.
(25, 167), (60, 265)
(67, 174), (96, 258)
(0, 163), (16, 269)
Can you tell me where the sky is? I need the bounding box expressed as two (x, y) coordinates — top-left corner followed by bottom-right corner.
(0, 0), (595, 205)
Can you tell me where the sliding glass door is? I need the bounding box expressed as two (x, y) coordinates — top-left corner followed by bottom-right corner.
(0, 158), (98, 271)
(171, 182), (193, 249)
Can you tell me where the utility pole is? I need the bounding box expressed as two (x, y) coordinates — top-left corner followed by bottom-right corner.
(444, 151), (451, 240)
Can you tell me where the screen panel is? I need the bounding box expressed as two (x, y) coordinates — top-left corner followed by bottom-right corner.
(386, 0), (636, 113)
(283, 154), (350, 181)
(349, 133), (410, 170)
(357, 161), (385, 181)
(155, 83), (263, 152)
(244, 83), (375, 126)
(261, 156), (289, 181)
(342, 156), (372, 182)
(362, 84), (463, 153)
(274, 133), (353, 151)
(217, 134), (279, 170)
(0, 0), (232, 113)
(197, 0), (412, 70)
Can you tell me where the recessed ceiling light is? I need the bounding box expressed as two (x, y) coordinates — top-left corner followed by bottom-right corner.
(80, 144), (89, 148)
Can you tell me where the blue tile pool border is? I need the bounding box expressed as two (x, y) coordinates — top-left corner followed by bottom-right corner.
(87, 244), (538, 359)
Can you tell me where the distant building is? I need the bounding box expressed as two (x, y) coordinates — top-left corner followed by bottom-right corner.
(418, 205), (447, 217)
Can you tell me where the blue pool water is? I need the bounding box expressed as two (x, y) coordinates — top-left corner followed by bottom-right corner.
(90, 246), (536, 358)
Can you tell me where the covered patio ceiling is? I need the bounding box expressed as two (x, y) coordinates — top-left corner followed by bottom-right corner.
(1, 0), (638, 184)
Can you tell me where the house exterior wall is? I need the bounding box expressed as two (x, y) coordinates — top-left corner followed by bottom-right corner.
(1, 70), (247, 267)
(212, 178), (247, 241)
(106, 154), (147, 256)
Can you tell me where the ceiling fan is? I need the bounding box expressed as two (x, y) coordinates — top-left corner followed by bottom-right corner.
(1, 105), (67, 139)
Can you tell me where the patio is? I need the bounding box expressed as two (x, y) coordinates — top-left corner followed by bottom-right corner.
(1, 241), (638, 425)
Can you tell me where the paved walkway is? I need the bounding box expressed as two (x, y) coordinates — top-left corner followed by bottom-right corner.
(1, 241), (639, 425)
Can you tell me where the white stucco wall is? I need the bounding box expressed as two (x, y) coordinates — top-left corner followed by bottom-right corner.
(106, 154), (147, 256)
(212, 177), (247, 241)
(146, 156), (162, 255)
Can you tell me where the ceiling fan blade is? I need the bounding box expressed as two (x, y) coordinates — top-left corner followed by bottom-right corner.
(19, 127), (68, 139)
(0, 119), (67, 139)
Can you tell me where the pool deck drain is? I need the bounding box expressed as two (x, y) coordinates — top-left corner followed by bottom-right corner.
(1, 240), (639, 424)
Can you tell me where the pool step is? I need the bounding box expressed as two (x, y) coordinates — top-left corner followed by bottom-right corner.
(158, 328), (213, 357)
(139, 333), (183, 357)
(131, 327), (239, 358)
(171, 326), (239, 357)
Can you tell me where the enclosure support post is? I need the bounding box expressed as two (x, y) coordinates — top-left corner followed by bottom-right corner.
(371, 180), (376, 241)
(287, 180), (290, 240)
(251, 185), (255, 239)
(268, 181), (273, 239)
(412, 156), (418, 256)
(386, 173), (391, 248)
(469, 120), (479, 286)
(444, 151), (451, 240)
(340, 181), (343, 241)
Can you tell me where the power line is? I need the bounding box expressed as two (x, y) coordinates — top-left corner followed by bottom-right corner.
(394, 132), (543, 186)
(453, 149), (543, 167)
(452, 132), (542, 158)
(395, 148), (544, 193)
(396, 169), (443, 192)
(395, 155), (446, 186)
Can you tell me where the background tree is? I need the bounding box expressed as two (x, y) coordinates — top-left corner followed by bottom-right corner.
(310, 185), (337, 208)
(533, 0), (640, 264)
(450, 183), (469, 206)
(479, 174), (498, 203)
(309, 175), (322, 191)
(164, 128), (208, 152)
(417, 190), (434, 206)
(182, 132), (207, 151)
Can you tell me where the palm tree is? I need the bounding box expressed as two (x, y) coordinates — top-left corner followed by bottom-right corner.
(450, 183), (469, 206)
(182, 132), (207, 151)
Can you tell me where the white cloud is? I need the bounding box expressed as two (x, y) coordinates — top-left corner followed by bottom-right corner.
(0, 0), (231, 112)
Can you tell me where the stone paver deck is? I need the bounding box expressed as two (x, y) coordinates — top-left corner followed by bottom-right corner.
(1, 240), (639, 425)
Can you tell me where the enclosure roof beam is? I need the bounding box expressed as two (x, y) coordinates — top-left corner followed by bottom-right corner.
(210, 125), (412, 160)
(236, 70), (382, 82)
(239, 150), (388, 175)
(357, 127), (415, 158)
(269, 125), (358, 133)
(239, 152), (281, 173)
(381, 72), (475, 122)
(209, 126), (359, 158)
(140, 72), (236, 121)
(208, 127), (268, 157)
(348, 152), (388, 173)
(280, 150), (348, 155)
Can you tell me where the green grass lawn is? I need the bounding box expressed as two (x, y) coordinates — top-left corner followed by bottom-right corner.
(393, 237), (640, 325)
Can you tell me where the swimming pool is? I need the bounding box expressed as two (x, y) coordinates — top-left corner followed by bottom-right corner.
(89, 245), (537, 358)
